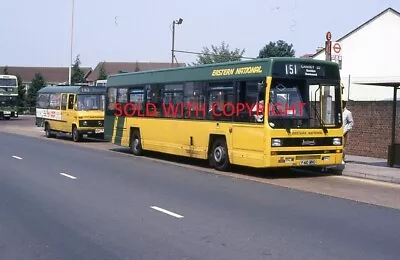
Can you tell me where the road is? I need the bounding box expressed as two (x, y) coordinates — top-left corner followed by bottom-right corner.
(1, 131), (400, 259)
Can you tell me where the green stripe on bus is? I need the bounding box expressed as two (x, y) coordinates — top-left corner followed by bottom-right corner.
(115, 116), (125, 146)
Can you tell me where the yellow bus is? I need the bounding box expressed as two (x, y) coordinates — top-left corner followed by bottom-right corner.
(36, 85), (106, 142)
(104, 57), (344, 172)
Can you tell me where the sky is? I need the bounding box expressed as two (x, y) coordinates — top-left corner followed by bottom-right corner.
(1, 0), (399, 68)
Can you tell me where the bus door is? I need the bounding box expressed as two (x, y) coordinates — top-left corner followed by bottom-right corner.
(231, 80), (265, 161)
(65, 93), (76, 131)
(207, 82), (234, 146)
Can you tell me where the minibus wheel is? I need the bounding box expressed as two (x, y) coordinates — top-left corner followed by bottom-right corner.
(72, 126), (82, 142)
(210, 138), (230, 171)
(130, 130), (143, 156)
(44, 122), (55, 138)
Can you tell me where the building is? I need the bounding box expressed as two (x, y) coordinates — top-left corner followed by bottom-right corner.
(85, 61), (186, 85)
(312, 7), (400, 101)
(310, 7), (400, 159)
(0, 66), (92, 87)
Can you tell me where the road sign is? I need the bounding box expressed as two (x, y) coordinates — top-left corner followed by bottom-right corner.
(331, 42), (342, 56)
(326, 31), (332, 41)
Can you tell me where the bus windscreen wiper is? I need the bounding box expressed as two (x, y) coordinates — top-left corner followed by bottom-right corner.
(312, 102), (328, 133)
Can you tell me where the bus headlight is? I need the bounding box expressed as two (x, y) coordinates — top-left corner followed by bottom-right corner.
(333, 137), (341, 145)
(272, 139), (282, 147)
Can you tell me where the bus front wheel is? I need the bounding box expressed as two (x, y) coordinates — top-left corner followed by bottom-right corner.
(130, 130), (143, 156)
(72, 126), (82, 142)
(210, 138), (230, 171)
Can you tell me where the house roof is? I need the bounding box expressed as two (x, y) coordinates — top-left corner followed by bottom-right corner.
(311, 7), (400, 58)
(0, 66), (92, 84)
(86, 61), (186, 82)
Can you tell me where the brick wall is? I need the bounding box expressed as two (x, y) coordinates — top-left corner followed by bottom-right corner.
(345, 101), (399, 159)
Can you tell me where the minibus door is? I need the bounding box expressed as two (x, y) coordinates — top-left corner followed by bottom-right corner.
(60, 93), (68, 132)
(66, 94), (75, 132)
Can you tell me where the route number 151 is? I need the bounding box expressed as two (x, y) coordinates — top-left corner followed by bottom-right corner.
(285, 64), (298, 75)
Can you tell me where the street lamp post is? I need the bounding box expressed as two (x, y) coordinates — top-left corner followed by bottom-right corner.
(171, 18), (183, 67)
(69, 0), (75, 85)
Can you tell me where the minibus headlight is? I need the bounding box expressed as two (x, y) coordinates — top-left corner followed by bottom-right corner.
(333, 137), (341, 145)
(272, 139), (282, 147)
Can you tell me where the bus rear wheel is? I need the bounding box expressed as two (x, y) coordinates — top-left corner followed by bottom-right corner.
(210, 138), (230, 171)
(44, 122), (56, 138)
(130, 130), (143, 156)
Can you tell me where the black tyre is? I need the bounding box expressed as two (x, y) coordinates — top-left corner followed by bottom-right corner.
(209, 138), (230, 171)
(44, 122), (55, 138)
(130, 130), (143, 156)
(72, 126), (82, 142)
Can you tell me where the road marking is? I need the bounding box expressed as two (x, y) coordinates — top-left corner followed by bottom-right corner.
(12, 155), (23, 160)
(150, 206), (184, 219)
(59, 173), (77, 180)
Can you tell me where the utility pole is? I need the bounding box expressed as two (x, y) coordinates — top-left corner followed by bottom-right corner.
(68, 0), (75, 85)
(171, 18), (183, 67)
(171, 20), (175, 67)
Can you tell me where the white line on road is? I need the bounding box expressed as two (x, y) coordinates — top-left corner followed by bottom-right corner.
(59, 173), (77, 180)
(12, 155), (23, 160)
(150, 206), (184, 219)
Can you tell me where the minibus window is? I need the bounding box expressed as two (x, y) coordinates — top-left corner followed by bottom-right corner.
(68, 94), (75, 110)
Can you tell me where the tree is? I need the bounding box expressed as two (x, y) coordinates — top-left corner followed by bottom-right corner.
(97, 62), (108, 80)
(258, 40), (295, 58)
(3, 66), (9, 75)
(194, 41), (245, 65)
(26, 72), (46, 108)
(16, 74), (26, 107)
(71, 54), (86, 84)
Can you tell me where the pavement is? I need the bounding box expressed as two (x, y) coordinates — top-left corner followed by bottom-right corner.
(344, 155), (400, 184)
(1, 131), (400, 259)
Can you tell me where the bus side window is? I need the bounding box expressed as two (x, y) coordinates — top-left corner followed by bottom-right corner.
(61, 94), (67, 110)
(68, 94), (75, 110)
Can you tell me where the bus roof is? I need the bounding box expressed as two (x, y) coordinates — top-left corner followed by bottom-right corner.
(0, 74), (17, 79)
(37, 85), (106, 94)
(107, 57), (340, 87)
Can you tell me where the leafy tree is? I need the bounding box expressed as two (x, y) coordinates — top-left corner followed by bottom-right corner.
(16, 74), (26, 107)
(71, 54), (86, 84)
(3, 66), (9, 75)
(26, 72), (46, 108)
(194, 41), (245, 65)
(97, 62), (108, 80)
(258, 40), (295, 58)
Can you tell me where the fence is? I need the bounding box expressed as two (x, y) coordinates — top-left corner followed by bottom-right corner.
(18, 107), (36, 115)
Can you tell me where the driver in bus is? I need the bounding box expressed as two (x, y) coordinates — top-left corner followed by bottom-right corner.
(252, 92), (265, 123)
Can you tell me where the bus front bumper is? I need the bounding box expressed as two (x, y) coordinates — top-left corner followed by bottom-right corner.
(77, 127), (104, 136)
(0, 111), (18, 118)
(269, 151), (343, 168)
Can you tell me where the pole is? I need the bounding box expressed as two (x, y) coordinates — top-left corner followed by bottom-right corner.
(69, 0), (75, 85)
(389, 86), (397, 167)
(347, 74), (351, 100)
(171, 20), (175, 67)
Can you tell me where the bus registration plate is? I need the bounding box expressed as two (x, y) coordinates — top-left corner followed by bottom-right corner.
(300, 160), (316, 165)
(95, 128), (104, 134)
